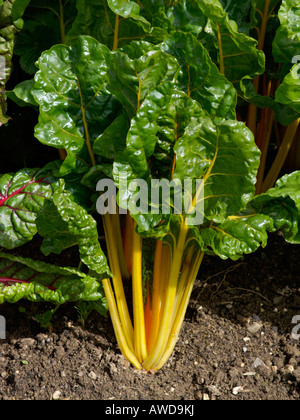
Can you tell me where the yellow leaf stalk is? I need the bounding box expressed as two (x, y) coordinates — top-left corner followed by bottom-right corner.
(132, 220), (148, 362)
(101, 206), (204, 371)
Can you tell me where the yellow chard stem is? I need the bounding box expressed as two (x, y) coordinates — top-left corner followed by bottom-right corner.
(172, 246), (195, 322)
(111, 209), (130, 280)
(59, 0), (66, 44)
(216, 23), (225, 75)
(255, 109), (275, 195)
(102, 278), (142, 370)
(148, 240), (163, 354)
(257, 0), (271, 51)
(124, 212), (134, 276)
(154, 250), (204, 371)
(262, 118), (300, 192)
(247, 0), (271, 137)
(132, 220), (148, 363)
(103, 213), (134, 353)
(159, 244), (171, 320)
(142, 221), (189, 371)
(113, 14), (120, 51)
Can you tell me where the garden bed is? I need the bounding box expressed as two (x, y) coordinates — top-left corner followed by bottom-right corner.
(0, 232), (299, 400)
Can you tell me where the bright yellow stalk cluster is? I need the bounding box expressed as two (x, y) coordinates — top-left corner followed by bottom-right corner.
(102, 212), (204, 371)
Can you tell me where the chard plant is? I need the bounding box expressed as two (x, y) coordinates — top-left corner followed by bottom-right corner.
(0, 0), (300, 371)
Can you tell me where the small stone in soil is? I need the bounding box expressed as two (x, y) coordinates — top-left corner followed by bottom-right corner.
(247, 322), (262, 334)
(52, 390), (62, 400)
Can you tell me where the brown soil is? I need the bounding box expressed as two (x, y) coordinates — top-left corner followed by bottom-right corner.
(0, 233), (299, 400)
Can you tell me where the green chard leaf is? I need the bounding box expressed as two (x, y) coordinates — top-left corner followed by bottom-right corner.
(14, 0), (77, 75)
(273, 0), (300, 64)
(107, 0), (150, 30)
(48, 180), (111, 277)
(174, 118), (260, 224)
(105, 47), (179, 195)
(67, 0), (158, 49)
(166, 0), (206, 37)
(107, 49), (180, 229)
(241, 0), (300, 126)
(159, 31), (237, 120)
(0, 0), (26, 124)
(66, 0), (116, 47)
(199, 213), (275, 260)
(36, 199), (78, 256)
(10, 0), (31, 20)
(31, 36), (121, 176)
(0, 0), (24, 87)
(275, 66), (300, 113)
(93, 112), (129, 161)
(152, 90), (208, 180)
(198, 171), (300, 260)
(218, 0), (255, 34)
(0, 168), (53, 249)
(106, 48), (179, 118)
(196, 0), (266, 92)
(251, 171), (300, 244)
(6, 79), (38, 107)
(113, 81), (176, 199)
(0, 252), (107, 309)
(112, 94), (260, 238)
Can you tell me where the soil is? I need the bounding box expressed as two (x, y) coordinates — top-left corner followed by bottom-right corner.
(0, 232), (299, 401)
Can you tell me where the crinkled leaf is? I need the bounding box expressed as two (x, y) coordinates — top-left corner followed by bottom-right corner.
(51, 180), (111, 277)
(241, 70), (300, 126)
(219, 0), (254, 34)
(66, 0), (115, 47)
(114, 82), (175, 190)
(112, 82), (177, 233)
(159, 31), (237, 119)
(11, 0), (30, 20)
(198, 171), (300, 260)
(36, 171), (96, 256)
(0, 91), (10, 125)
(114, 95), (257, 236)
(174, 118), (260, 224)
(152, 90), (208, 180)
(200, 213), (275, 260)
(275, 66), (300, 113)
(251, 171), (300, 243)
(14, 0), (77, 74)
(196, 0), (265, 92)
(119, 40), (156, 59)
(93, 112), (129, 160)
(107, 0), (150, 30)
(6, 79), (38, 107)
(67, 0), (159, 49)
(0, 0), (27, 124)
(0, 252), (107, 309)
(14, 22), (58, 75)
(102, 48), (181, 226)
(0, 168), (53, 249)
(31, 36), (120, 176)
(36, 200), (78, 256)
(107, 48), (179, 118)
(81, 164), (114, 189)
(267, 171), (300, 208)
(273, 0), (300, 64)
(0, 0), (23, 88)
(166, 0), (205, 37)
